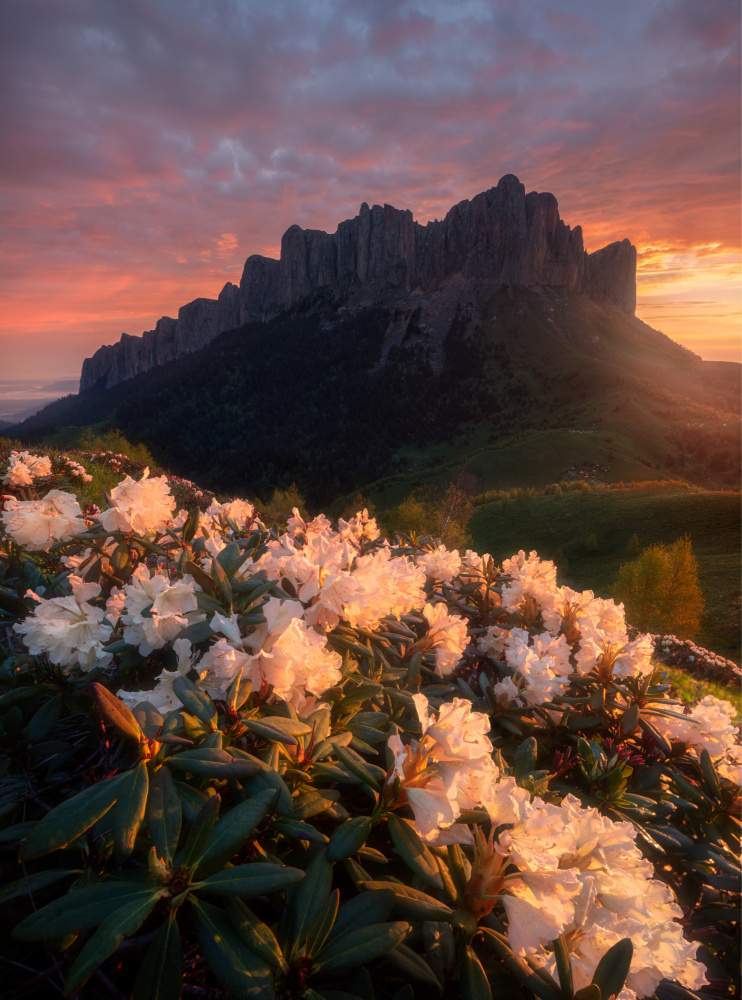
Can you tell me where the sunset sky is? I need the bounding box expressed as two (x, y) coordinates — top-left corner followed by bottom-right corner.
(1, 0), (739, 380)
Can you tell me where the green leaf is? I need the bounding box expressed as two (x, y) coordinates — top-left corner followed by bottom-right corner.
(167, 747), (260, 778)
(243, 718), (298, 746)
(326, 889), (395, 945)
(620, 704), (640, 734)
(699, 749), (722, 799)
(191, 897), (274, 1000)
(197, 862), (305, 896)
(20, 773), (125, 860)
(64, 890), (160, 993)
(291, 788), (342, 821)
(553, 935), (574, 999)
(574, 987), (601, 1000)
(182, 507), (200, 545)
(89, 682), (143, 742)
(147, 766), (182, 865)
(306, 888), (340, 958)
(181, 793), (221, 873)
(114, 762), (149, 856)
(227, 898), (287, 973)
(333, 742), (382, 792)
(461, 944), (492, 1000)
(192, 788), (275, 878)
(185, 559), (218, 597)
(288, 848), (333, 949)
(211, 552), (233, 605)
(133, 912), (182, 1000)
(315, 920), (410, 972)
(387, 814), (443, 889)
(386, 942), (442, 989)
(0, 868), (81, 904)
(27, 694), (63, 742)
(13, 883), (157, 939)
(513, 737), (537, 780)
(360, 881), (452, 922)
(591, 938), (633, 1000)
(328, 816), (372, 862)
(272, 818), (328, 844)
(172, 676), (217, 729)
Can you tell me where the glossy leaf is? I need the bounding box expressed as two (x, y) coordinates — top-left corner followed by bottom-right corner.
(386, 942), (442, 989)
(64, 890), (160, 993)
(461, 944), (492, 1000)
(306, 888), (340, 958)
(191, 898), (274, 1000)
(387, 814), (443, 889)
(328, 816), (373, 862)
(114, 762), (149, 856)
(172, 676), (217, 729)
(0, 868), (81, 904)
(181, 792), (221, 873)
(147, 766), (182, 865)
(315, 920), (410, 971)
(288, 848), (333, 949)
(197, 862), (305, 896)
(27, 694), (63, 742)
(13, 883), (157, 939)
(360, 881), (452, 921)
(227, 898), (287, 973)
(132, 913), (183, 1000)
(191, 788), (275, 878)
(89, 682), (143, 742)
(167, 747), (260, 778)
(20, 773), (125, 860)
(591, 938), (633, 1000)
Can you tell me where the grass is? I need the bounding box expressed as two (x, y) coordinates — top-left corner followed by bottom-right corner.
(468, 485), (741, 664)
(666, 667), (741, 719)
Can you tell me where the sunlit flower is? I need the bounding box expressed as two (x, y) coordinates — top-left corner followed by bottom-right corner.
(13, 579), (112, 672)
(1, 489), (86, 551)
(97, 468), (175, 536)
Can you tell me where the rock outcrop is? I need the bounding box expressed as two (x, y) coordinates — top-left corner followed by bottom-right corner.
(80, 175), (637, 392)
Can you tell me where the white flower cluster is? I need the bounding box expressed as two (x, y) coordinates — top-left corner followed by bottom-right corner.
(647, 694), (742, 783)
(2, 450), (52, 487)
(500, 795), (708, 1000)
(63, 457), (93, 482)
(478, 550), (654, 704)
(1, 490), (87, 551)
(14, 578), (113, 672)
(388, 694), (516, 845)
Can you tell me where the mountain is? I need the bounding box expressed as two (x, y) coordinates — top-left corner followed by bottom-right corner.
(80, 174), (636, 392)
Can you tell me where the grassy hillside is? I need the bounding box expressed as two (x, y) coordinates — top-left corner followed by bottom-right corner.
(468, 484), (741, 663)
(10, 285), (740, 506)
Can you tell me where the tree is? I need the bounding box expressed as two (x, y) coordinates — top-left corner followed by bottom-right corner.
(613, 535), (704, 637)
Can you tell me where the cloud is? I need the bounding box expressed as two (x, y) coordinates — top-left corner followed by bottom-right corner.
(0, 0), (739, 375)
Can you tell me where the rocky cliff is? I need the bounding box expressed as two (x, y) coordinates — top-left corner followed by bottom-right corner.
(80, 175), (637, 392)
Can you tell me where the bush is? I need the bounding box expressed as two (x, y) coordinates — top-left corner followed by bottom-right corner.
(614, 535), (705, 637)
(0, 448), (738, 999)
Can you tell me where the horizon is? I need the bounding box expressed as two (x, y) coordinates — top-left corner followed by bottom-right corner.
(1, 0), (740, 379)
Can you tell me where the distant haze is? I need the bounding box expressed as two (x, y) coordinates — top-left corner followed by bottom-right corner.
(0, 378), (79, 425)
(1, 0), (739, 381)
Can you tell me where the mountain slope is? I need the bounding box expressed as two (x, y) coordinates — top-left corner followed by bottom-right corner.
(12, 283), (740, 505)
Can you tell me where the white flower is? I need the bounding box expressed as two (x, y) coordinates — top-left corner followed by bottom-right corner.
(1, 490), (86, 551)
(97, 468), (175, 536)
(2, 450), (52, 487)
(417, 544), (462, 584)
(421, 602), (468, 677)
(646, 695), (740, 761)
(337, 509), (381, 546)
(120, 566), (200, 655)
(500, 551), (558, 614)
(13, 581), (112, 672)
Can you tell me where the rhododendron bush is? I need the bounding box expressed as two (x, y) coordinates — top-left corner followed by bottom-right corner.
(0, 453), (739, 1000)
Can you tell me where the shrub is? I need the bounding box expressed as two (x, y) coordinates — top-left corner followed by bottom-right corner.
(0, 448), (737, 999)
(614, 535), (705, 637)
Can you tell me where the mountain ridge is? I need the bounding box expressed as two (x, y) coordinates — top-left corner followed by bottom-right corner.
(80, 174), (636, 391)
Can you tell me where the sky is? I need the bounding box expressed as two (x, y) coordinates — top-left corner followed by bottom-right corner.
(1, 0), (739, 381)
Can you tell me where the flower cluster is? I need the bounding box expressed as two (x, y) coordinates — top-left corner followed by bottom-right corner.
(1, 463), (738, 1000)
(2, 450), (52, 487)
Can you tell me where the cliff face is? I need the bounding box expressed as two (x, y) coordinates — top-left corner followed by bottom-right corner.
(80, 175), (637, 392)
